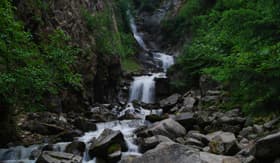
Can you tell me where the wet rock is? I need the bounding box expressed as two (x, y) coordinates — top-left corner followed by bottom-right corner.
(137, 118), (186, 139)
(73, 117), (97, 132)
(207, 131), (240, 155)
(200, 152), (241, 163)
(88, 129), (127, 160)
(155, 77), (170, 98)
(90, 106), (118, 122)
(36, 151), (82, 163)
(56, 130), (83, 142)
(120, 142), (201, 163)
(170, 112), (196, 130)
(159, 94), (181, 111)
(139, 135), (174, 152)
(255, 131), (280, 161)
(65, 141), (86, 156)
(146, 114), (168, 123)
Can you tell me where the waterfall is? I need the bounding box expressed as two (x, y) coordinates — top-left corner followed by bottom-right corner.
(127, 11), (148, 51)
(127, 10), (174, 104)
(153, 52), (174, 72)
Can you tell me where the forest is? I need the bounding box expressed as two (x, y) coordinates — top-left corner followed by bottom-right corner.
(0, 0), (280, 163)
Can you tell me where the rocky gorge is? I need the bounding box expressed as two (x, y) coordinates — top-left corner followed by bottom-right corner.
(1, 0), (280, 163)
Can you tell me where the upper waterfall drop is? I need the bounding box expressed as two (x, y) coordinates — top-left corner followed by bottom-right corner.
(153, 52), (174, 72)
(127, 11), (148, 51)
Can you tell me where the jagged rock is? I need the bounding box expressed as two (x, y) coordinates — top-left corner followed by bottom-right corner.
(170, 112), (196, 130)
(263, 117), (280, 129)
(218, 116), (246, 126)
(255, 131), (280, 161)
(65, 141), (85, 156)
(185, 138), (204, 147)
(207, 131), (240, 155)
(36, 151), (82, 163)
(73, 117), (97, 132)
(146, 114), (168, 123)
(253, 125), (264, 135)
(180, 97), (196, 112)
(239, 126), (253, 138)
(120, 142), (201, 163)
(139, 135), (174, 152)
(159, 94), (181, 111)
(137, 118), (186, 139)
(88, 129), (127, 161)
(200, 152), (241, 163)
(187, 131), (209, 145)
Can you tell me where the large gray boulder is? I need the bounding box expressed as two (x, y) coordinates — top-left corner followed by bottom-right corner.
(170, 112), (196, 130)
(88, 129), (127, 160)
(36, 151), (82, 163)
(137, 118), (186, 139)
(120, 142), (201, 163)
(200, 152), (241, 163)
(207, 131), (240, 155)
(159, 94), (181, 111)
(255, 131), (280, 161)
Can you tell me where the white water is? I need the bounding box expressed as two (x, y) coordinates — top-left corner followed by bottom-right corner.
(127, 11), (148, 51)
(0, 10), (174, 163)
(128, 12), (174, 104)
(153, 52), (174, 72)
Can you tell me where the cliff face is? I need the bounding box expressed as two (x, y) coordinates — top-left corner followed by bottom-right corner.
(14, 0), (122, 110)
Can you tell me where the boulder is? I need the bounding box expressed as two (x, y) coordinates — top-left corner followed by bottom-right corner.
(73, 117), (97, 132)
(200, 152), (241, 163)
(36, 151), (82, 163)
(120, 142), (201, 163)
(170, 112), (196, 130)
(187, 131), (209, 145)
(159, 94), (181, 111)
(65, 141), (86, 156)
(139, 135), (174, 152)
(180, 97), (196, 112)
(255, 131), (280, 161)
(207, 131), (240, 155)
(137, 118), (186, 139)
(88, 129), (127, 160)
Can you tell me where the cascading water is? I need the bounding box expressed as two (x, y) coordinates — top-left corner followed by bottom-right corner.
(0, 10), (173, 163)
(127, 12), (174, 103)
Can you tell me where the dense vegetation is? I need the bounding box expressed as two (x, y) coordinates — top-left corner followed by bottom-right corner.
(166, 0), (280, 114)
(0, 0), (81, 111)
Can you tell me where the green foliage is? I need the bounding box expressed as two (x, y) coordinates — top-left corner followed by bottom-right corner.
(82, 2), (136, 58)
(121, 57), (141, 73)
(0, 0), (80, 111)
(169, 0), (280, 113)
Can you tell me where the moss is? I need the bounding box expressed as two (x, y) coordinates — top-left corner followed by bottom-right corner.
(107, 143), (121, 154)
(121, 57), (141, 73)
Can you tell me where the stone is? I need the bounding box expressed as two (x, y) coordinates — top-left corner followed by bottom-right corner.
(73, 117), (97, 132)
(159, 94), (181, 111)
(146, 114), (168, 123)
(65, 141), (86, 156)
(120, 142), (201, 163)
(139, 135), (174, 152)
(239, 127), (253, 137)
(263, 117), (280, 129)
(218, 116), (246, 125)
(137, 118), (186, 139)
(170, 112), (196, 130)
(36, 151), (82, 163)
(88, 129), (127, 160)
(200, 152), (241, 163)
(255, 131), (280, 161)
(187, 132), (209, 145)
(253, 124), (264, 134)
(182, 97), (196, 111)
(185, 138), (204, 147)
(207, 131), (240, 155)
